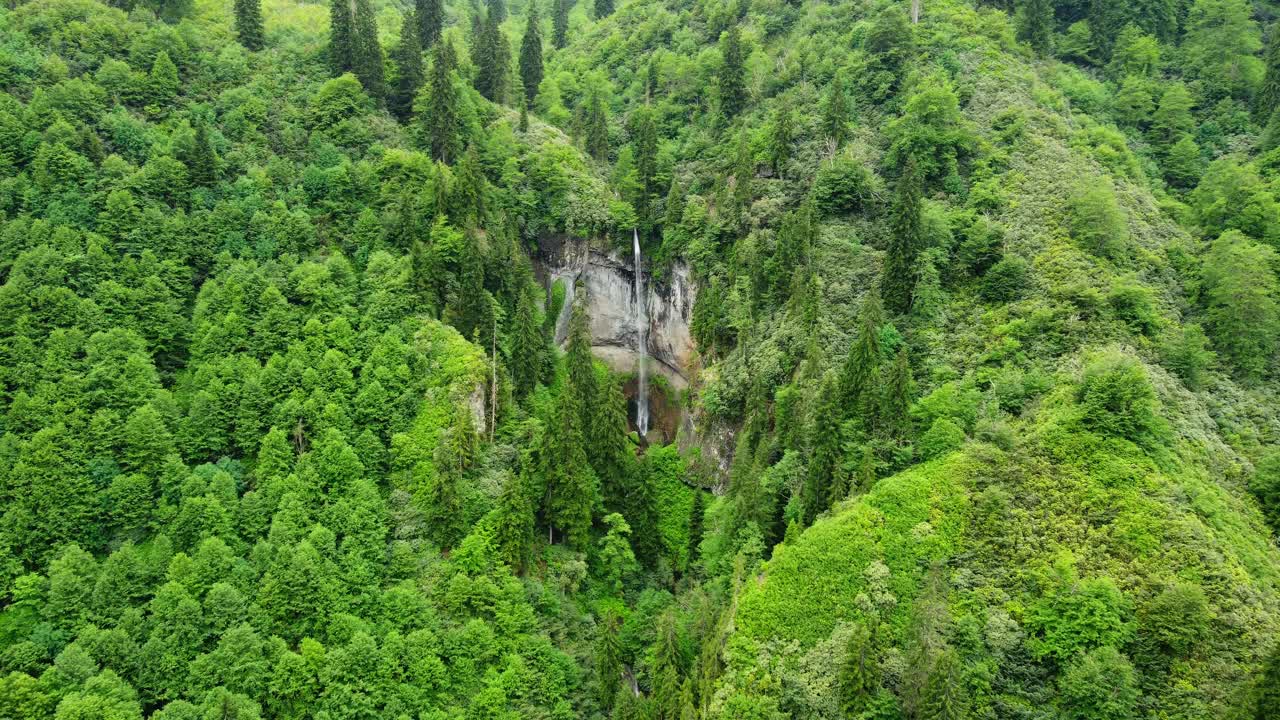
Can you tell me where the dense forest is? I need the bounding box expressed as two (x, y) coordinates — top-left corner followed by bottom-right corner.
(2, 0), (1280, 716)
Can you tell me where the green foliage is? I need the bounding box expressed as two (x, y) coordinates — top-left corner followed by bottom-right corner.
(1057, 646), (1139, 720)
(1201, 231), (1280, 378)
(1026, 556), (1133, 661)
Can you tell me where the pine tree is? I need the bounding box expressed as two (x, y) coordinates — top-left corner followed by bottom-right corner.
(631, 104), (659, 232)
(823, 74), (850, 146)
(519, 95), (529, 131)
(352, 0), (385, 99)
(585, 91), (609, 161)
(494, 471), (534, 571)
(473, 9), (511, 103)
(1257, 641), (1280, 720)
(840, 293), (882, 417)
(487, 0), (507, 22)
(422, 40), (460, 163)
(596, 610), (623, 709)
(233, 0), (265, 51)
(883, 154), (923, 315)
(391, 10), (424, 122)
(543, 388), (598, 548)
(148, 51), (180, 105)
(553, 0), (569, 48)
(329, 0), (355, 73)
(187, 124), (218, 187)
(417, 0), (443, 48)
(719, 24), (747, 117)
(768, 106), (793, 176)
(565, 292), (600, 421)
(839, 623), (876, 716)
(920, 648), (967, 720)
(509, 281), (545, 397)
(594, 0), (613, 19)
(1164, 134), (1203, 189)
(1018, 0), (1053, 56)
(881, 345), (911, 441)
(1261, 25), (1280, 119)
(519, 3), (544, 104)
(730, 130), (753, 226)
(686, 489), (704, 572)
(803, 372), (843, 522)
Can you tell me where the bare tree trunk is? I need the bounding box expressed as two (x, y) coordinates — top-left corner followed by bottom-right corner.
(911, 0), (920, 24)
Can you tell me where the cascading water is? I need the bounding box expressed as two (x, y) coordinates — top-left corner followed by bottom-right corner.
(633, 229), (649, 436)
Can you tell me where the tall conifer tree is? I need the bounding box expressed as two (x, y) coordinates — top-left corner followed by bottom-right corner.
(391, 11), (424, 122)
(422, 40), (460, 163)
(519, 3), (544, 104)
(234, 0), (265, 51)
(352, 0), (385, 99)
(553, 0), (569, 48)
(417, 0), (443, 48)
(883, 155), (923, 315)
(719, 24), (747, 117)
(329, 0), (355, 73)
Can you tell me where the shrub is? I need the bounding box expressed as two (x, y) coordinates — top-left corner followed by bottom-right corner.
(1058, 646), (1139, 720)
(919, 417), (965, 460)
(1076, 352), (1168, 449)
(812, 152), (875, 214)
(1250, 451), (1280, 531)
(1068, 181), (1129, 258)
(980, 256), (1029, 303)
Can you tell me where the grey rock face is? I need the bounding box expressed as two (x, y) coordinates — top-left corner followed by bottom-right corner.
(533, 234), (696, 388)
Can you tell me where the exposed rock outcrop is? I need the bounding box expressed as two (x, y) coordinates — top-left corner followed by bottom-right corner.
(533, 234), (697, 389)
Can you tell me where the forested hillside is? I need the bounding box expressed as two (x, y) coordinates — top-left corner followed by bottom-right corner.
(1, 0), (1280, 717)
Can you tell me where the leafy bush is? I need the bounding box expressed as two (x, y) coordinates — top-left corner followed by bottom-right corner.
(919, 417), (965, 460)
(1076, 352), (1168, 449)
(812, 152), (875, 215)
(980, 256), (1029, 303)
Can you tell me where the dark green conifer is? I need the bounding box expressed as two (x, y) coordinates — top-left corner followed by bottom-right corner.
(840, 292), (882, 416)
(417, 0), (443, 48)
(631, 104), (658, 232)
(187, 124), (218, 187)
(1018, 0), (1053, 56)
(473, 9), (510, 103)
(823, 74), (850, 146)
(1260, 25), (1280, 119)
(422, 40), (460, 162)
(686, 489), (704, 572)
(585, 91), (609, 161)
(719, 24), (747, 117)
(883, 154), (923, 315)
(839, 623), (876, 716)
(768, 106), (793, 176)
(329, 0), (356, 73)
(509, 281), (545, 397)
(596, 610), (623, 708)
(352, 0), (385, 100)
(920, 648), (967, 720)
(519, 3), (544, 104)
(594, 0), (613, 19)
(881, 345), (911, 441)
(391, 11), (425, 122)
(234, 0), (265, 51)
(553, 0), (569, 48)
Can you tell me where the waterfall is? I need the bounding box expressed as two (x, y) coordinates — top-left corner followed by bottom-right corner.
(633, 229), (649, 436)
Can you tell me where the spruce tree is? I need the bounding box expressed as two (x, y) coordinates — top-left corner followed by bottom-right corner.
(391, 11), (425, 122)
(881, 345), (911, 441)
(487, 0), (506, 22)
(594, 0), (613, 19)
(519, 95), (529, 131)
(823, 74), (850, 146)
(148, 51), (180, 105)
(596, 610), (623, 709)
(839, 623), (876, 717)
(417, 0), (443, 48)
(840, 292), (882, 417)
(352, 0), (385, 100)
(585, 91), (609, 161)
(719, 24), (747, 117)
(686, 489), (704, 572)
(631, 104), (659, 233)
(920, 648), (967, 720)
(509, 282), (545, 397)
(473, 9), (510, 103)
(1262, 25), (1280, 119)
(233, 0), (265, 51)
(883, 154), (923, 315)
(1257, 641), (1280, 720)
(187, 124), (218, 187)
(422, 40), (460, 163)
(329, 0), (355, 73)
(553, 0), (569, 48)
(494, 471), (534, 571)
(768, 106), (793, 176)
(803, 372), (843, 522)
(519, 4), (544, 104)
(1018, 0), (1053, 56)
